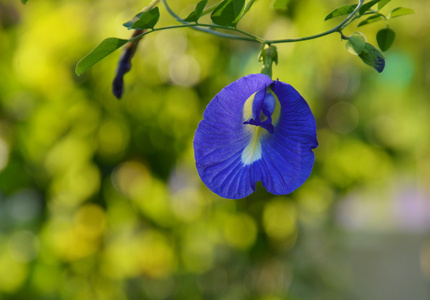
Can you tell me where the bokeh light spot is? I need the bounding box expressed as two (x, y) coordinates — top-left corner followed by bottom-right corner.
(74, 204), (106, 239)
(223, 213), (257, 250)
(50, 163), (100, 206)
(102, 230), (176, 280)
(112, 161), (150, 198)
(97, 120), (129, 160)
(170, 188), (203, 222)
(263, 199), (297, 241)
(169, 55), (200, 87)
(0, 252), (27, 293)
(8, 231), (40, 263)
(9, 188), (42, 222)
(137, 231), (176, 279)
(296, 177), (333, 222)
(46, 216), (99, 261)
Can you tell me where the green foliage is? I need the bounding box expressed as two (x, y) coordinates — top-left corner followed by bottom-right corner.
(389, 7), (414, 19)
(123, 7), (160, 30)
(211, 0), (245, 27)
(378, 0), (391, 10)
(324, 4), (357, 21)
(352, 3), (413, 54)
(346, 32), (366, 55)
(184, 0), (208, 22)
(272, 0), (290, 10)
(75, 38), (129, 75)
(21, 0), (28, 4)
(72, 0), (415, 80)
(358, 42), (385, 72)
(357, 14), (385, 27)
(358, 0), (381, 15)
(377, 28), (395, 51)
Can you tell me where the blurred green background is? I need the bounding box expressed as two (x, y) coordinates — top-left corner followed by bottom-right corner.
(0, 0), (429, 299)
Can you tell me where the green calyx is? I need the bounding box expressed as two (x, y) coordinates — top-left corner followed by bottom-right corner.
(259, 45), (278, 79)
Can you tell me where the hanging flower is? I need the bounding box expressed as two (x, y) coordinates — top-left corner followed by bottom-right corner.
(193, 74), (318, 199)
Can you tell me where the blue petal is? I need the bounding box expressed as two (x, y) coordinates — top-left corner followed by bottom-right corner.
(243, 88), (275, 134)
(255, 80), (318, 195)
(194, 74), (317, 199)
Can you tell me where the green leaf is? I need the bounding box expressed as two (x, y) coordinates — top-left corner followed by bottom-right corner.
(184, 0), (208, 22)
(211, 0), (246, 27)
(21, 0), (28, 4)
(131, 7), (160, 29)
(123, 19), (137, 29)
(272, 0), (290, 10)
(358, 43), (385, 72)
(377, 28), (395, 51)
(123, 7), (160, 30)
(389, 7), (414, 19)
(242, 0), (257, 15)
(346, 32), (366, 55)
(359, 0), (381, 15)
(75, 38), (129, 75)
(378, 0), (391, 10)
(357, 14), (385, 27)
(325, 4), (357, 21)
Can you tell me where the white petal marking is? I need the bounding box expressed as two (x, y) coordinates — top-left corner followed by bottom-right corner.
(241, 127), (263, 165)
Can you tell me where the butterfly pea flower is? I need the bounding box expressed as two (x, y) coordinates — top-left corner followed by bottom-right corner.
(193, 74), (318, 199)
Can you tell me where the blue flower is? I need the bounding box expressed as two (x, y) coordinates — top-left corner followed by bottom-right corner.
(193, 74), (318, 199)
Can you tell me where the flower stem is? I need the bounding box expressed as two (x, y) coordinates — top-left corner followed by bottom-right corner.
(161, 0), (264, 43)
(267, 0), (365, 44)
(259, 45), (278, 79)
(128, 24), (261, 43)
(137, 0), (365, 45)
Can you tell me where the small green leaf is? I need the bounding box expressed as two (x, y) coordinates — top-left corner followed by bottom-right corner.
(273, 0), (290, 10)
(184, 0), (208, 22)
(357, 14), (384, 27)
(324, 4), (357, 21)
(389, 7), (414, 19)
(75, 38), (129, 75)
(123, 16), (140, 29)
(21, 0), (28, 4)
(132, 7), (160, 29)
(377, 28), (395, 51)
(123, 7), (160, 30)
(211, 0), (246, 27)
(359, 0), (381, 15)
(358, 43), (385, 72)
(346, 32), (366, 55)
(378, 0), (391, 10)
